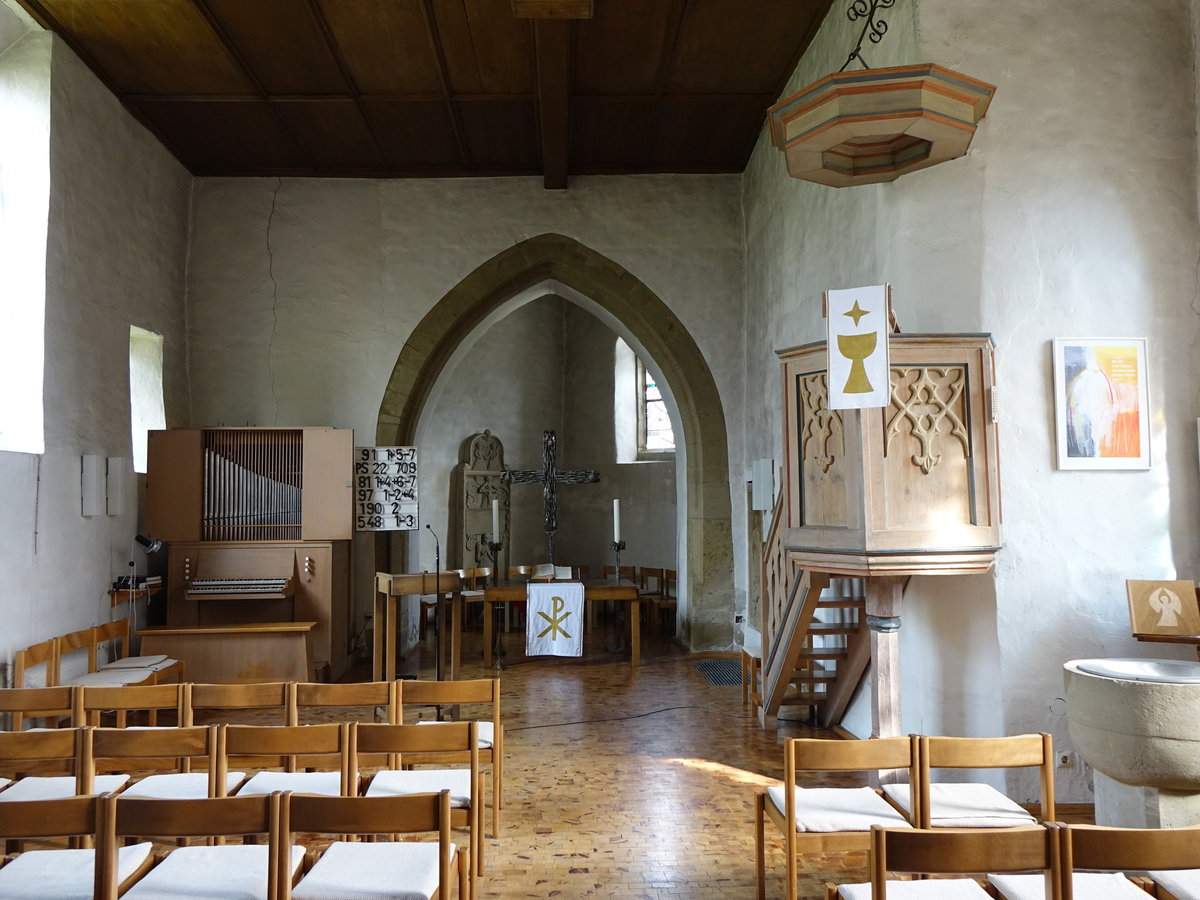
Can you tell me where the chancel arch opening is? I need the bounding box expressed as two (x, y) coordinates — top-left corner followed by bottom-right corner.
(374, 233), (733, 652)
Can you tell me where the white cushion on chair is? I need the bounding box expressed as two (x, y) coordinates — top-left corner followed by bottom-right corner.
(765, 786), (912, 832)
(64, 668), (158, 687)
(882, 782), (1037, 827)
(0, 842), (152, 899)
(366, 769), (472, 807)
(122, 843), (304, 900)
(120, 771), (247, 799)
(1148, 870), (1200, 899)
(292, 839), (454, 900)
(99, 654), (169, 669)
(235, 770), (343, 796)
(0, 774), (129, 802)
(838, 879), (992, 898)
(0, 777), (10, 792)
(989, 871), (1146, 899)
(415, 719), (494, 749)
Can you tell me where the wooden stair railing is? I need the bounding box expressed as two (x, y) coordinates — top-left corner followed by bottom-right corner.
(757, 490), (869, 729)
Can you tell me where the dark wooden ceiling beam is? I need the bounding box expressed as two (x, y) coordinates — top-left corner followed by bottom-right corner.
(639, 0), (689, 169)
(532, 18), (572, 189)
(419, 0), (472, 169)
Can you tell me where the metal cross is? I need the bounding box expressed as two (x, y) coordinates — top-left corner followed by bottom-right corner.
(501, 430), (600, 564)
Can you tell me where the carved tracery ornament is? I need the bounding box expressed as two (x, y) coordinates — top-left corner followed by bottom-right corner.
(885, 366), (970, 474)
(799, 374), (844, 473)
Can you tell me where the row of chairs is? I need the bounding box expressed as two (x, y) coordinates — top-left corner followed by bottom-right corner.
(0, 790), (468, 900)
(0, 678), (504, 834)
(1, 720), (484, 893)
(756, 733), (1057, 900)
(13, 619), (183, 693)
(826, 820), (1200, 899)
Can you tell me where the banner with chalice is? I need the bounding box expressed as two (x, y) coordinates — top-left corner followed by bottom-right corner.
(825, 284), (891, 410)
(526, 581), (584, 657)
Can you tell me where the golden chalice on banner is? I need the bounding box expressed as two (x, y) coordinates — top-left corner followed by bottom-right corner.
(837, 331), (877, 394)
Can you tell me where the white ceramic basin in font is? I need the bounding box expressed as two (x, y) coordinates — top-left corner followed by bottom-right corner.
(1064, 658), (1200, 791)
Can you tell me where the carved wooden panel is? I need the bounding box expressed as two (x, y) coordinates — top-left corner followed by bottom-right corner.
(798, 372), (848, 527)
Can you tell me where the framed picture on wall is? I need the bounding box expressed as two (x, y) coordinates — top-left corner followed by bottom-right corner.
(1052, 337), (1150, 470)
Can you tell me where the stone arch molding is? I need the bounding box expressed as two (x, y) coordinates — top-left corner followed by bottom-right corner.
(375, 233), (733, 650)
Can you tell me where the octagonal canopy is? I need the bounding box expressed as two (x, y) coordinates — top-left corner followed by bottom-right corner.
(768, 63), (997, 187)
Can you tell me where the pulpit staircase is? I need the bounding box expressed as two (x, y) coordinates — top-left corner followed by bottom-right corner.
(756, 491), (870, 729)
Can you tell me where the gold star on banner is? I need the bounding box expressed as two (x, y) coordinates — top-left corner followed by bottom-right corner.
(844, 300), (870, 326)
(537, 595), (574, 640)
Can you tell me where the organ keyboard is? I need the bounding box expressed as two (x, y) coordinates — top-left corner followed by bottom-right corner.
(187, 577), (293, 597)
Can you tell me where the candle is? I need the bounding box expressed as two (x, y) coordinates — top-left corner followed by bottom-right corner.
(612, 498), (620, 543)
(492, 499), (500, 544)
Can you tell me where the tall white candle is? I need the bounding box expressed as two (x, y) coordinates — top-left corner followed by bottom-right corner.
(492, 499), (500, 543)
(613, 498), (620, 543)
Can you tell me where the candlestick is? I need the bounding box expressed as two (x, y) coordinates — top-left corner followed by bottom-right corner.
(492, 498), (500, 544)
(612, 498), (620, 543)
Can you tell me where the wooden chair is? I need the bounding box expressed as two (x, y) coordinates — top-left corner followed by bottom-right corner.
(0, 795), (152, 899)
(81, 724), (237, 799)
(883, 733), (1054, 829)
(189, 681), (297, 726)
(0, 727), (128, 804)
(292, 680), (399, 724)
(96, 792), (299, 900)
(90, 619), (185, 684)
(226, 723), (356, 797)
(1052, 823), (1200, 900)
(56, 620), (182, 688)
(741, 625), (763, 708)
(12, 638), (60, 689)
(637, 567), (665, 631)
(0, 685), (75, 731)
(755, 735), (919, 900)
(572, 565), (590, 581)
(280, 789), (467, 900)
(357, 721), (483, 886)
(400, 679), (503, 836)
(602, 565), (634, 580)
(828, 824), (1062, 899)
(73, 681), (189, 728)
(658, 568), (679, 636)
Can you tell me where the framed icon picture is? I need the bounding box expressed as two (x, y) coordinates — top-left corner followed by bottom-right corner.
(1052, 338), (1150, 470)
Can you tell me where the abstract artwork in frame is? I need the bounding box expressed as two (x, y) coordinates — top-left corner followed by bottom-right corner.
(1052, 338), (1150, 470)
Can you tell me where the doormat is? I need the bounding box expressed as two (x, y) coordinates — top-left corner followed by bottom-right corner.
(692, 658), (742, 686)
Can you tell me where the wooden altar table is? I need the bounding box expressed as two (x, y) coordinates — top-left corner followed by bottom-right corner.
(479, 579), (642, 667)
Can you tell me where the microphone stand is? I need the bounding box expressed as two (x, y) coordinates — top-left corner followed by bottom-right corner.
(606, 539), (627, 653)
(488, 539), (504, 670)
(425, 524), (445, 721)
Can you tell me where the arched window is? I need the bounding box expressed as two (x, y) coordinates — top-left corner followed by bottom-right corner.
(129, 326), (165, 473)
(614, 337), (674, 462)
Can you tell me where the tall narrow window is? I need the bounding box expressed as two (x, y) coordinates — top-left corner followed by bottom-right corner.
(129, 326), (165, 473)
(637, 358), (674, 455)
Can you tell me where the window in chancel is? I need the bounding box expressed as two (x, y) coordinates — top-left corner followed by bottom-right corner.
(129, 326), (165, 473)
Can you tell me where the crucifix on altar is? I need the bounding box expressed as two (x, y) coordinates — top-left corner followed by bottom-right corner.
(501, 430), (600, 564)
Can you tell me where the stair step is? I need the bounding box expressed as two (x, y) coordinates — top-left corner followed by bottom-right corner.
(790, 673), (836, 684)
(799, 648), (847, 660)
(780, 690), (827, 706)
(816, 599), (866, 608)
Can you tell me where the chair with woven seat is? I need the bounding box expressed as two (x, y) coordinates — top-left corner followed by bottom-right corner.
(227, 723), (356, 798)
(96, 792), (301, 900)
(755, 735), (919, 900)
(882, 733), (1054, 830)
(0, 795), (153, 899)
(280, 789), (467, 900)
(356, 720), (482, 886)
(401, 679), (503, 837)
(828, 823), (1062, 899)
(81, 724), (237, 799)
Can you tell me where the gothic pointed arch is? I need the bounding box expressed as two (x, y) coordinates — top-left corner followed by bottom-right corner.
(375, 233), (733, 649)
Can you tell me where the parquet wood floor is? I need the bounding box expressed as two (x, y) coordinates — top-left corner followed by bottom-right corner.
(372, 620), (867, 899)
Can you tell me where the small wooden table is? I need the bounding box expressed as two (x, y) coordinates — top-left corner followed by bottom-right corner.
(138, 622), (316, 682)
(373, 572), (463, 683)
(479, 579), (642, 667)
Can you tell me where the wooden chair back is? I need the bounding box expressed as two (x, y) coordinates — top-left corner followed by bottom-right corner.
(919, 733), (1055, 826)
(664, 569), (678, 597)
(0, 685), (74, 731)
(292, 680), (399, 724)
(869, 824), (1061, 899)
(82, 725), (224, 791)
(279, 790), (462, 900)
(13, 638), (60, 689)
(1059, 823), (1200, 900)
(96, 793), (285, 900)
(573, 565), (590, 581)
(508, 565), (533, 580)
(189, 681), (296, 725)
(355, 721), (479, 776)
(0, 726), (82, 781)
(222, 722), (355, 789)
(786, 735), (922, 828)
(74, 682), (189, 727)
(0, 793), (99, 840)
(603, 565), (635, 580)
(637, 567), (665, 596)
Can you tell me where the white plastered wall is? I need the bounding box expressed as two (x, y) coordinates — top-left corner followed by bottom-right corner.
(744, 0), (1200, 802)
(0, 9), (192, 675)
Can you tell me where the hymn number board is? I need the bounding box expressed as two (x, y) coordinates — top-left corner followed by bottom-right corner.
(354, 446), (418, 532)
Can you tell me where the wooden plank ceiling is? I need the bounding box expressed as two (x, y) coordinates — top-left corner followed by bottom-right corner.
(16, 0), (834, 189)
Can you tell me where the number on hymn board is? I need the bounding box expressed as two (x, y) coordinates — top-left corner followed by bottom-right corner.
(353, 447), (419, 532)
